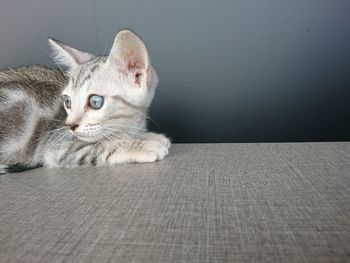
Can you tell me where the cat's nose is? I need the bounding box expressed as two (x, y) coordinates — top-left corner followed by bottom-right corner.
(66, 123), (79, 131)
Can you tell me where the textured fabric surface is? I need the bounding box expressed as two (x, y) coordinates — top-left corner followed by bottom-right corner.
(0, 143), (349, 262)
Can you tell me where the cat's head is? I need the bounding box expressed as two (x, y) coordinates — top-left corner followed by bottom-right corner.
(49, 30), (158, 143)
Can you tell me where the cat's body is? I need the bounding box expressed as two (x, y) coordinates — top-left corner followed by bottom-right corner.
(0, 30), (170, 173)
(0, 65), (67, 169)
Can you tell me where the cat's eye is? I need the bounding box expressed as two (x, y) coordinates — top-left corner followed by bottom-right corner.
(89, 95), (104, 110)
(61, 95), (71, 109)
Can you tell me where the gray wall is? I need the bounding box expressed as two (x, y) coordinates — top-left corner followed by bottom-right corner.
(1, 0), (349, 142)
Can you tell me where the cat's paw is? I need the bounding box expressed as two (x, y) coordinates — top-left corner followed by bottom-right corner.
(143, 139), (169, 160)
(142, 132), (171, 149)
(107, 139), (169, 164)
(107, 150), (157, 164)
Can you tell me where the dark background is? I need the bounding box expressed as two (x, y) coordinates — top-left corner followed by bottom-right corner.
(0, 0), (349, 143)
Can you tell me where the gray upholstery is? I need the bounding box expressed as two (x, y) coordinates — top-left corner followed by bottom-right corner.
(1, 143), (349, 262)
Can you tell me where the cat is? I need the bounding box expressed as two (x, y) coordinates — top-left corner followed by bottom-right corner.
(0, 30), (170, 173)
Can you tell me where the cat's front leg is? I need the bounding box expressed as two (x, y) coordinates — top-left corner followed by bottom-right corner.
(42, 133), (170, 167)
(42, 140), (98, 168)
(141, 132), (171, 149)
(107, 132), (171, 164)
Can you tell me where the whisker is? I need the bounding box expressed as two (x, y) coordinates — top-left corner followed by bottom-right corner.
(104, 130), (128, 141)
(131, 108), (161, 129)
(99, 131), (127, 153)
(102, 127), (136, 140)
(49, 129), (69, 149)
(104, 124), (147, 131)
(102, 129), (129, 141)
(42, 127), (67, 141)
(102, 131), (128, 153)
(40, 117), (65, 123)
(30, 127), (67, 146)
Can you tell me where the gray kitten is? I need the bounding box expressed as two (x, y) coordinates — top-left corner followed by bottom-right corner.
(0, 30), (170, 173)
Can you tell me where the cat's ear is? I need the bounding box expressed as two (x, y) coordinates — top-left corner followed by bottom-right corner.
(107, 30), (150, 87)
(48, 37), (95, 71)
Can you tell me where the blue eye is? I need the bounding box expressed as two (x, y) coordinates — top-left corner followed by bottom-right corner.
(61, 95), (71, 109)
(89, 95), (104, 109)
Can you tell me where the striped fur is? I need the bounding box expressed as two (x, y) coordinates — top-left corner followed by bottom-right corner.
(0, 30), (170, 173)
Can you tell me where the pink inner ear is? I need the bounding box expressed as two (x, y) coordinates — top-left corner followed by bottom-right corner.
(127, 60), (144, 71)
(127, 60), (144, 86)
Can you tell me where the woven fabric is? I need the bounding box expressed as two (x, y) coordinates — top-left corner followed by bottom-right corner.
(0, 143), (349, 262)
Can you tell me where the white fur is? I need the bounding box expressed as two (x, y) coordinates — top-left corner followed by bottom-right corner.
(0, 89), (26, 110)
(108, 133), (170, 164)
(43, 30), (170, 167)
(0, 36), (168, 170)
(56, 30), (159, 143)
(0, 164), (8, 174)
